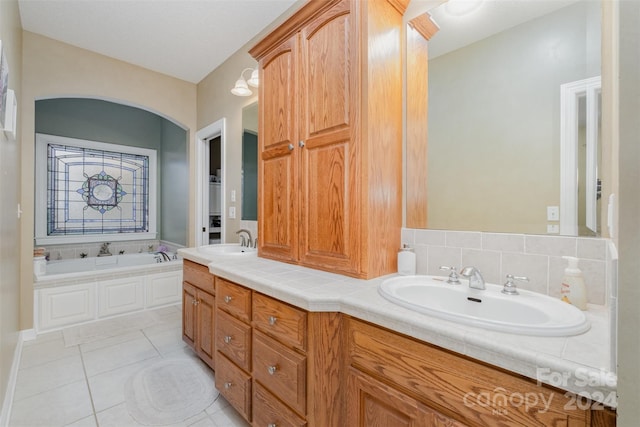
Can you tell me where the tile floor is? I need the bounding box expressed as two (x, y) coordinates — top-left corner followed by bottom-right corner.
(9, 305), (250, 427)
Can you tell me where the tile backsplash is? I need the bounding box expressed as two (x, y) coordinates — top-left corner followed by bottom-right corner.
(401, 228), (616, 307)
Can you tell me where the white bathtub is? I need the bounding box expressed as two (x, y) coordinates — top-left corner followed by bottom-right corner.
(43, 252), (178, 277)
(34, 253), (183, 332)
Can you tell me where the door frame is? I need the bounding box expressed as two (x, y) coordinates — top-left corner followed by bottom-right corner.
(560, 76), (601, 236)
(195, 118), (226, 246)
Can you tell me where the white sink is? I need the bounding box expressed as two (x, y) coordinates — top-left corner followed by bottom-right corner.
(196, 244), (257, 257)
(379, 275), (590, 336)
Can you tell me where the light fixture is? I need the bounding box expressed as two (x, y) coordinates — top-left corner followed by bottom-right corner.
(231, 67), (259, 96)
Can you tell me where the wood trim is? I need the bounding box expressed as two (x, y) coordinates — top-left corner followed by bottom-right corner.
(405, 21), (430, 229)
(306, 312), (344, 427)
(408, 13), (439, 41)
(386, 0), (411, 15)
(361, 0), (403, 278)
(250, 0), (342, 60)
(590, 407), (617, 427)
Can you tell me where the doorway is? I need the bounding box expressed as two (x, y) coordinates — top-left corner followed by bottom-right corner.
(195, 118), (226, 246)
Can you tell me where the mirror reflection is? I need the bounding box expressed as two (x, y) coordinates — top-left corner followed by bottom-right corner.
(241, 102), (258, 221)
(406, 0), (603, 236)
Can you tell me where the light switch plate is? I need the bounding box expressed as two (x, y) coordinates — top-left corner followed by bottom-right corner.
(231, 190), (236, 202)
(547, 206), (559, 221)
(229, 206), (236, 219)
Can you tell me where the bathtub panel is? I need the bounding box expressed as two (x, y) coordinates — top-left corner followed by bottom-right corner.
(97, 277), (145, 318)
(37, 283), (96, 331)
(146, 271), (182, 308)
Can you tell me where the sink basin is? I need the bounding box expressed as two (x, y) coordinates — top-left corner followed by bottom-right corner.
(196, 244), (257, 257)
(379, 276), (590, 336)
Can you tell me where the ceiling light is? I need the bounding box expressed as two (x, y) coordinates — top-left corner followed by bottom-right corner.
(231, 68), (259, 96)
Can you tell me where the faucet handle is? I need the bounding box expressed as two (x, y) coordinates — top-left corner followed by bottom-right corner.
(501, 274), (529, 295)
(439, 266), (461, 284)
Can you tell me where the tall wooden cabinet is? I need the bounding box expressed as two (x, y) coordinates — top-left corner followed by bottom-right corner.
(250, 0), (407, 279)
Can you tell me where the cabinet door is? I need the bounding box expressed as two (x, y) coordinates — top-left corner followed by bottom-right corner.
(298, 0), (360, 274)
(258, 34), (299, 263)
(347, 368), (467, 427)
(195, 289), (215, 369)
(182, 282), (197, 348)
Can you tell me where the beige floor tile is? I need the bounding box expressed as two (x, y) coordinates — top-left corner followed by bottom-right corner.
(13, 353), (85, 401)
(9, 380), (93, 427)
(82, 336), (159, 377)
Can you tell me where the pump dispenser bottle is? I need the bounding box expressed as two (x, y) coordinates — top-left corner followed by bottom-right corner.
(397, 245), (416, 276)
(560, 256), (587, 310)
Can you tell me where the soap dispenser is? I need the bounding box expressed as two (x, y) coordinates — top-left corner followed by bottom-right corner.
(560, 256), (587, 310)
(397, 245), (416, 276)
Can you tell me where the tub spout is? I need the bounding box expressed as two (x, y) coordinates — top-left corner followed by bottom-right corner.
(155, 251), (171, 262)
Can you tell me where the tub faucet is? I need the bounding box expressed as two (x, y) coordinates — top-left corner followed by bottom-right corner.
(98, 242), (112, 257)
(460, 266), (485, 290)
(236, 229), (253, 248)
(155, 251), (171, 262)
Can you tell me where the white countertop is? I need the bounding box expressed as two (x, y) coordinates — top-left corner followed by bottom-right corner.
(179, 247), (617, 408)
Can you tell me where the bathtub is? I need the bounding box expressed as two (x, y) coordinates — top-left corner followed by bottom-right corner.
(34, 253), (183, 332)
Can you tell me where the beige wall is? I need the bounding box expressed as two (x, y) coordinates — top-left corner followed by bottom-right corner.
(0, 0), (22, 415)
(196, 0), (304, 243)
(19, 32), (197, 329)
(197, 49), (258, 243)
(617, 0), (639, 423)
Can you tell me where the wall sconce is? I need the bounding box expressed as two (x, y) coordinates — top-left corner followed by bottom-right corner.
(231, 68), (259, 96)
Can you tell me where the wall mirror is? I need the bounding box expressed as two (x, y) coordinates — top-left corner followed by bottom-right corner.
(405, 0), (604, 236)
(241, 102), (258, 221)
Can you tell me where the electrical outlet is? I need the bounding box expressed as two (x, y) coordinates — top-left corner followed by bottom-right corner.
(547, 224), (559, 234)
(229, 206), (236, 219)
(547, 206), (559, 221)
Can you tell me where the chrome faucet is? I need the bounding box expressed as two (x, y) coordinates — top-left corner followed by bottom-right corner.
(236, 229), (253, 248)
(97, 242), (112, 257)
(460, 266), (485, 290)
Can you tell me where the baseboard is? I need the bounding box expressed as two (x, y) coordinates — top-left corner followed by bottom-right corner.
(0, 329), (34, 427)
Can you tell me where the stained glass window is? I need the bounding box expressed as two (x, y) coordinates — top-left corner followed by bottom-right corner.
(35, 134), (157, 244)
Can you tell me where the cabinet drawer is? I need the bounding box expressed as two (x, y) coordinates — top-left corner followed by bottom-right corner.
(253, 383), (307, 427)
(347, 318), (588, 426)
(216, 310), (252, 372)
(253, 292), (307, 351)
(253, 330), (306, 415)
(183, 260), (214, 294)
(215, 352), (252, 422)
(216, 277), (251, 323)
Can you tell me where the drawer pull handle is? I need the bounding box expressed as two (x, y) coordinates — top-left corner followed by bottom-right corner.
(267, 365), (278, 375)
(191, 299), (197, 305)
(224, 335), (232, 344)
(288, 143), (294, 151)
(224, 382), (232, 389)
(224, 295), (232, 303)
(194, 299), (200, 306)
(268, 424), (277, 427)
(268, 316), (277, 326)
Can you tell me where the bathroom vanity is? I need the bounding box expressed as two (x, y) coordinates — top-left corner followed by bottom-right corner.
(179, 249), (616, 427)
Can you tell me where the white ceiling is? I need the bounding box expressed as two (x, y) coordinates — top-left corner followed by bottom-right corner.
(18, 0), (299, 84)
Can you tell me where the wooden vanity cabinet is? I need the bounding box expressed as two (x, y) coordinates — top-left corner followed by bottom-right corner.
(345, 317), (614, 427)
(182, 260), (215, 369)
(250, 0), (406, 279)
(215, 277), (253, 422)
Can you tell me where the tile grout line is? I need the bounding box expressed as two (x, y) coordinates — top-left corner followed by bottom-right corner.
(77, 345), (100, 427)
